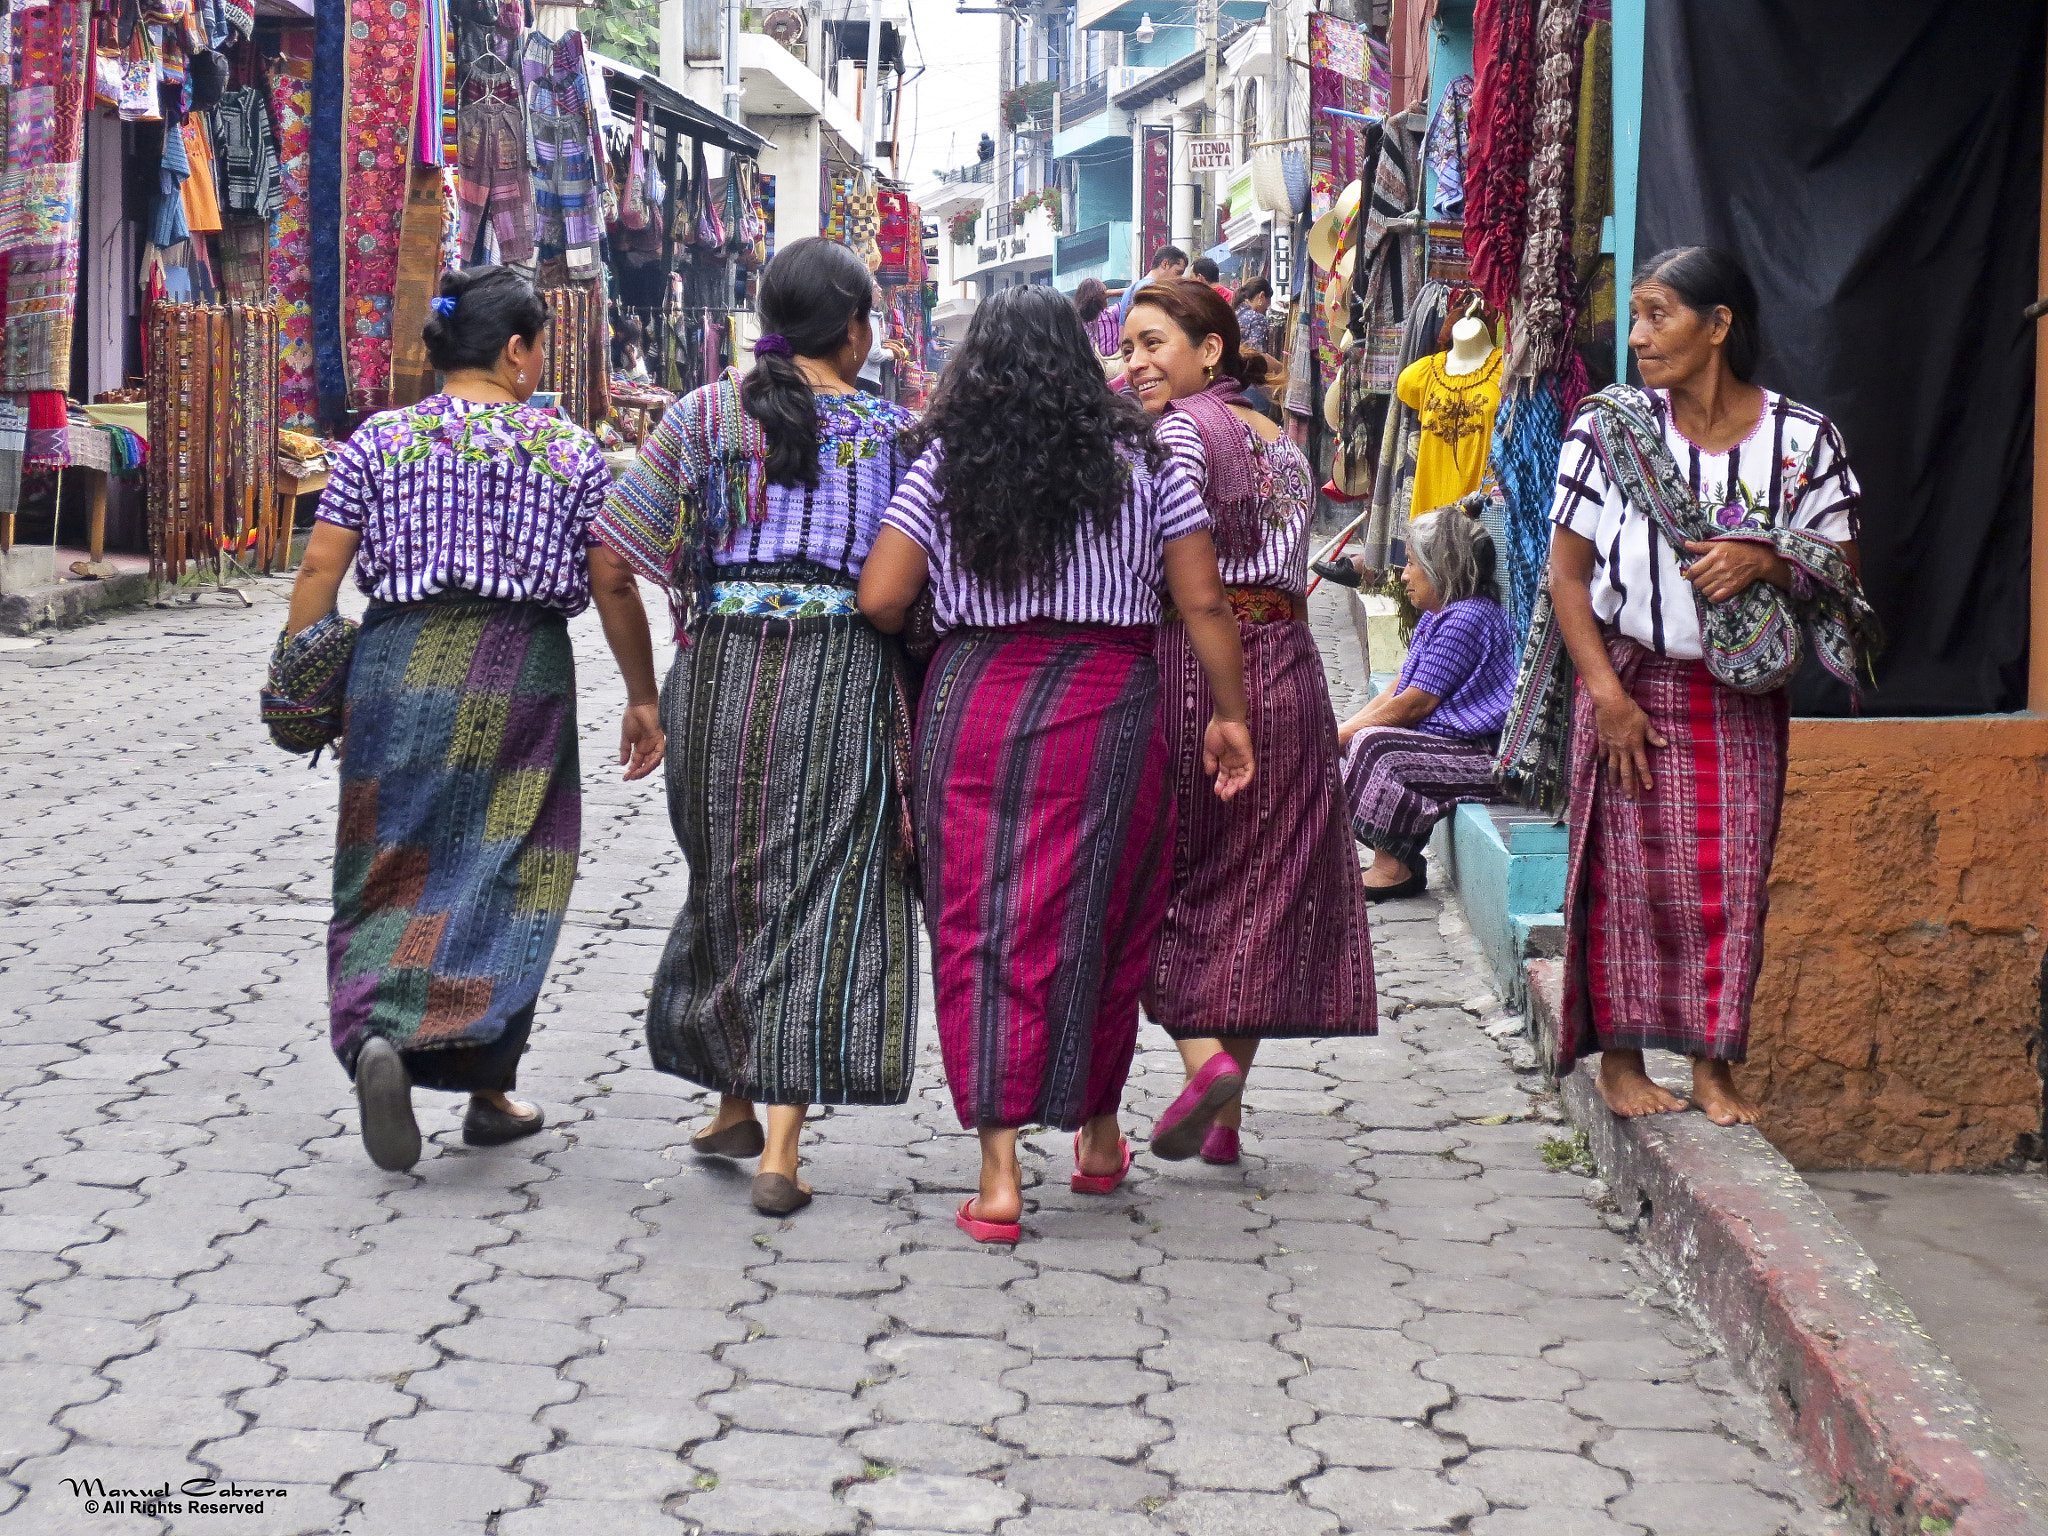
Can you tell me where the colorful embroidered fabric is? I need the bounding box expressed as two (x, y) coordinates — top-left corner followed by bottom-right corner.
(310, 0), (346, 417)
(340, 0), (423, 412)
(0, 0), (89, 394)
(709, 580), (862, 619)
(266, 33), (316, 428)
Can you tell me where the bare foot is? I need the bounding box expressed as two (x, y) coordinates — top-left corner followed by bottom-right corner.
(975, 1128), (1024, 1225)
(704, 1093), (760, 1135)
(1363, 850), (1413, 891)
(1596, 1050), (1688, 1117)
(474, 1091), (537, 1119)
(1691, 1060), (1761, 1125)
(1077, 1114), (1125, 1178)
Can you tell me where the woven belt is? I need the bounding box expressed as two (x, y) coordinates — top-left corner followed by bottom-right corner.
(709, 579), (860, 618)
(1164, 584), (1297, 626)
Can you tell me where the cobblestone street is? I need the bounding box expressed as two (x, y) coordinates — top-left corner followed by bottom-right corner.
(1, 583), (1852, 1536)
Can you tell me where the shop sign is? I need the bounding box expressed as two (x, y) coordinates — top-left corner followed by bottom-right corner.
(1187, 138), (1235, 172)
(1141, 125), (1172, 266)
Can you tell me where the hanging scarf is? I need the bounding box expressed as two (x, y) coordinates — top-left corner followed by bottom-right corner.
(1464, 0), (1539, 311)
(1584, 386), (1881, 696)
(1164, 377), (1263, 559)
(664, 372), (769, 617)
(1505, 0), (1584, 385)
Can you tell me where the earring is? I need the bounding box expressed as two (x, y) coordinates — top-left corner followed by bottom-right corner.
(1204, 364), (1216, 382)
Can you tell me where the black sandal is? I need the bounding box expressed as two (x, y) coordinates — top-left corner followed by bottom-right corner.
(462, 1097), (547, 1146)
(1363, 860), (1428, 903)
(1312, 557), (1364, 588)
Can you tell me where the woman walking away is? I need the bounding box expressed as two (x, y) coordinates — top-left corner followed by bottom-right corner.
(1338, 505), (1517, 901)
(1542, 246), (1878, 1126)
(859, 285), (1254, 1243)
(1074, 278), (1124, 372)
(285, 265), (666, 1172)
(1120, 280), (1375, 1166)
(594, 237), (921, 1216)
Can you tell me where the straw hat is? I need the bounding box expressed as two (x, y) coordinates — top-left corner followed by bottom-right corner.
(1328, 442), (1373, 498)
(1306, 180), (1361, 271)
(1323, 377), (1344, 432)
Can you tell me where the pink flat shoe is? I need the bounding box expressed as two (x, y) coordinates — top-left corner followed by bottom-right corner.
(956, 1196), (1021, 1246)
(1199, 1123), (1240, 1165)
(1152, 1052), (1245, 1161)
(1071, 1133), (1133, 1194)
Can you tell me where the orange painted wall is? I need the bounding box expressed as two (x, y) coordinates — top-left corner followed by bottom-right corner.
(1744, 716), (2048, 1170)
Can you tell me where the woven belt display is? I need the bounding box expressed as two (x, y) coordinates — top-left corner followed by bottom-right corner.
(145, 302), (281, 581)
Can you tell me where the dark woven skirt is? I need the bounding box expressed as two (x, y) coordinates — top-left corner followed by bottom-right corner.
(1145, 616), (1376, 1040)
(328, 599), (578, 1093)
(916, 624), (1172, 1132)
(1341, 725), (1501, 864)
(1557, 634), (1788, 1073)
(648, 609), (919, 1106)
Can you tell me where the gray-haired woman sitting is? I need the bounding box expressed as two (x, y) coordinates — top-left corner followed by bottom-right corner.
(1336, 507), (1517, 900)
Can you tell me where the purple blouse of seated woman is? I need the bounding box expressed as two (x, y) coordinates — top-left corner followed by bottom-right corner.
(1335, 507), (1518, 901)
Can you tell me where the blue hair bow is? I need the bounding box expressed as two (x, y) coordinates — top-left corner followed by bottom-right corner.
(430, 296), (458, 317)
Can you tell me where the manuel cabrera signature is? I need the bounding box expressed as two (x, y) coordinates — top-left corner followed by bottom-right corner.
(59, 1478), (288, 1516)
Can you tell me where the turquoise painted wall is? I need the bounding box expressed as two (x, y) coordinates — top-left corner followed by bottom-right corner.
(1078, 152), (1134, 228)
(1611, 0), (1645, 380)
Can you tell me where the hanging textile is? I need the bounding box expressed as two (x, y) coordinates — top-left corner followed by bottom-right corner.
(218, 217), (270, 301)
(215, 84), (284, 220)
(1464, 0), (1539, 310)
(1425, 75), (1474, 216)
(876, 188), (911, 282)
(0, 0), (90, 396)
(310, 0), (346, 420)
(145, 302), (278, 578)
(1505, 0), (1584, 385)
(1568, 21), (1615, 385)
(1487, 377), (1564, 645)
(339, 0), (424, 412)
(1307, 16), (1370, 221)
(266, 32), (316, 429)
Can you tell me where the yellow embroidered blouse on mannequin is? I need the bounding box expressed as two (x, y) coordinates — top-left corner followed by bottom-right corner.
(1395, 322), (1502, 518)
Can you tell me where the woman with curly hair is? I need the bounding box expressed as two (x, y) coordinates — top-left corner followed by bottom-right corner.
(859, 285), (1254, 1244)
(1121, 280), (1375, 1166)
(594, 238), (922, 1216)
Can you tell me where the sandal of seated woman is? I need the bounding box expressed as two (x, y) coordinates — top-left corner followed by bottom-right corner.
(1070, 1133), (1133, 1194)
(1364, 858), (1428, 903)
(956, 1196), (1021, 1245)
(1311, 555), (1364, 588)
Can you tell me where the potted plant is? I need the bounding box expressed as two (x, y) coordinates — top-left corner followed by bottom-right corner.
(949, 209), (978, 245)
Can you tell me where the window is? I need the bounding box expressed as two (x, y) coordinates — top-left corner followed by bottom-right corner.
(1240, 80), (1258, 160)
(1084, 29), (1103, 80)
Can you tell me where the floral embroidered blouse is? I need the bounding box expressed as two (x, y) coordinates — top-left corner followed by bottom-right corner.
(1155, 411), (1316, 595)
(316, 395), (612, 615)
(596, 383), (917, 636)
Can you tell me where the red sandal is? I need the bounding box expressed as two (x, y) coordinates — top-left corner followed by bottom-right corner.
(956, 1196), (1021, 1245)
(1071, 1132), (1132, 1195)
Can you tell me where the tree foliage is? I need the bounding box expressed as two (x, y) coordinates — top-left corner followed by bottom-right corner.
(583, 0), (663, 73)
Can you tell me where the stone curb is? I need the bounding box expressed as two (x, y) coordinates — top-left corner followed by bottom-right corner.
(1527, 957), (2048, 1536)
(0, 571), (159, 635)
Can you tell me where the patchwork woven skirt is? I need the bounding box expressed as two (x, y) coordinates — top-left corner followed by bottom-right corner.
(916, 624), (1171, 1132)
(328, 599), (579, 1092)
(1146, 615), (1375, 1040)
(1556, 634), (1788, 1073)
(1341, 725), (1501, 864)
(648, 610), (918, 1106)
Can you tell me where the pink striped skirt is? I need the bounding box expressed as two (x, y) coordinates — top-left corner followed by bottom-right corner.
(913, 624), (1172, 1131)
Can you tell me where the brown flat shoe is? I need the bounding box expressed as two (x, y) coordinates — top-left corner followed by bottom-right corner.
(751, 1172), (812, 1216)
(692, 1119), (766, 1159)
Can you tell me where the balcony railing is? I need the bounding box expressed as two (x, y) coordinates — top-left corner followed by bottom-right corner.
(938, 161), (996, 185)
(1058, 74), (1109, 126)
(1057, 221), (1111, 270)
(986, 202), (1017, 240)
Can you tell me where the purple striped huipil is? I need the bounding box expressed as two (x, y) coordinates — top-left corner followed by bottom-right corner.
(316, 395), (612, 614)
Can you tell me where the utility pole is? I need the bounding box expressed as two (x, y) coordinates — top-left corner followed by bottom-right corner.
(1200, 0), (1218, 249)
(722, 0), (743, 126)
(860, 0), (885, 168)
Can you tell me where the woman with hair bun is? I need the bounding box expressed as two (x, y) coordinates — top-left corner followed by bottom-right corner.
(594, 237), (922, 1216)
(859, 284), (1253, 1244)
(1119, 279), (1376, 1168)
(284, 264), (667, 1173)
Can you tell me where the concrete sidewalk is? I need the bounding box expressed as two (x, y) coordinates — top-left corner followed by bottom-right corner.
(0, 581), (1857, 1535)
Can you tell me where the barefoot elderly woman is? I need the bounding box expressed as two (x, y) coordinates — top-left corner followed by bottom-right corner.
(1338, 504), (1517, 901)
(1534, 246), (1879, 1127)
(282, 266), (666, 1172)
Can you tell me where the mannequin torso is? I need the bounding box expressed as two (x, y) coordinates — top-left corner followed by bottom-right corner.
(1443, 316), (1496, 377)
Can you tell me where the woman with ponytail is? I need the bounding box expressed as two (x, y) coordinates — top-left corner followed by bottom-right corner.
(593, 238), (922, 1216)
(1120, 280), (1376, 1168)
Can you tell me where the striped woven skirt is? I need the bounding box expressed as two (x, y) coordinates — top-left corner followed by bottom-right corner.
(1341, 725), (1502, 864)
(328, 599), (578, 1092)
(648, 605), (918, 1106)
(1146, 609), (1375, 1039)
(916, 624), (1171, 1131)
(1557, 635), (1788, 1073)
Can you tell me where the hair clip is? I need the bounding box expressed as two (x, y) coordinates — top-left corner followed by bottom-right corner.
(753, 333), (794, 359)
(430, 296), (458, 317)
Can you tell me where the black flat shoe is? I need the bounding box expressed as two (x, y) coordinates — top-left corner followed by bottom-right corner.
(356, 1037), (421, 1171)
(692, 1119), (767, 1159)
(751, 1172), (812, 1216)
(1312, 557), (1364, 588)
(463, 1097), (547, 1146)
(1363, 863), (1428, 903)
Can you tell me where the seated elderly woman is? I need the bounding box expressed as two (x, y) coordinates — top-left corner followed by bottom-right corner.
(1336, 507), (1518, 900)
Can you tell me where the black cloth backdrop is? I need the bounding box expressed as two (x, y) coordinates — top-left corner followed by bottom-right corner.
(1637, 0), (2043, 714)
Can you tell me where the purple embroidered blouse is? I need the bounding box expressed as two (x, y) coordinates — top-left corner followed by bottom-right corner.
(1399, 597), (1518, 741)
(317, 395), (612, 615)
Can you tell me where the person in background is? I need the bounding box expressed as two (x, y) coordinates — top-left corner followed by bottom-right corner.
(612, 314), (653, 384)
(1337, 506), (1516, 900)
(1545, 245), (1874, 1126)
(1121, 279), (1375, 1166)
(283, 265), (666, 1172)
(1190, 256), (1233, 304)
(857, 283), (891, 394)
(859, 284), (1253, 1246)
(594, 238), (923, 1215)
(1116, 244), (1190, 325)
(1233, 276), (1275, 357)
(1074, 277), (1123, 365)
